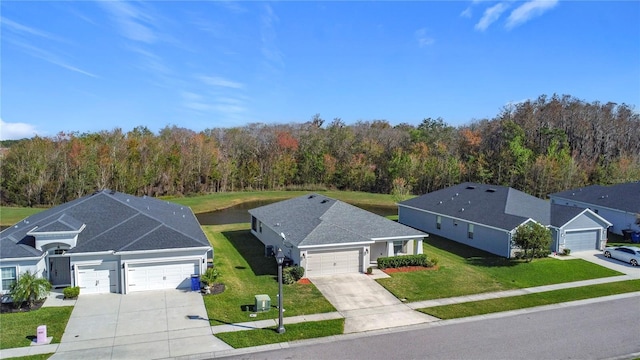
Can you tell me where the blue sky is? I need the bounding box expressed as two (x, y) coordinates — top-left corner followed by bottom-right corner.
(1, 1), (638, 140)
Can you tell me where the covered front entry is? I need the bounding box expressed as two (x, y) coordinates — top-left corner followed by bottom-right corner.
(126, 260), (199, 292)
(305, 249), (362, 277)
(49, 256), (71, 287)
(565, 230), (599, 252)
(77, 262), (118, 294)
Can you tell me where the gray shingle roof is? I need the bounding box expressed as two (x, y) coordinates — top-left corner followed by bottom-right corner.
(400, 182), (550, 231)
(550, 204), (587, 228)
(549, 182), (640, 214)
(248, 194), (426, 247)
(1, 190), (210, 259)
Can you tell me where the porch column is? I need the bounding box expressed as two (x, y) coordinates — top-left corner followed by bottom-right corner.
(387, 241), (394, 257)
(415, 238), (423, 255)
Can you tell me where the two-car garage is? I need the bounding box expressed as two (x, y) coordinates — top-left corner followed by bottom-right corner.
(305, 249), (363, 277)
(74, 258), (203, 295)
(564, 230), (600, 253)
(126, 260), (199, 292)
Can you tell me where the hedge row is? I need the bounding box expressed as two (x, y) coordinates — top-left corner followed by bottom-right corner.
(376, 254), (437, 269)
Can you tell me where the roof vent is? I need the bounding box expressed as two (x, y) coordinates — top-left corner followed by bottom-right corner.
(126, 199), (130, 202)
(308, 195), (316, 199)
(461, 208), (465, 212)
(109, 190), (116, 195)
(438, 201), (443, 204)
(486, 189), (496, 193)
(468, 200), (471, 204)
(321, 199), (329, 204)
(455, 193), (459, 196)
(466, 186), (476, 190)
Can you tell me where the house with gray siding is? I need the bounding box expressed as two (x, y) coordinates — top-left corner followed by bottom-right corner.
(549, 182), (640, 236)
(249, 194), (427, 277)
(399, 183), (611, 258)
(1, 190), (211, 298)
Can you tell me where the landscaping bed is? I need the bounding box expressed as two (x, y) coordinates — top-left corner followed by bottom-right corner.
(383, 266), (439, 274)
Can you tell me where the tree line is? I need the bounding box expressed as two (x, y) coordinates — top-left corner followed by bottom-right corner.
(1, 94), (639, 207)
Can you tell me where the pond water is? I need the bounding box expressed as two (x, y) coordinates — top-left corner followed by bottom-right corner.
(195, 200), (397, 225)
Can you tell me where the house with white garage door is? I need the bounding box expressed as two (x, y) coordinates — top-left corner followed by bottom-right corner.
(248, 194), (427, 277)
(398, 183), (612, 258)
(0, 190), (211, 297)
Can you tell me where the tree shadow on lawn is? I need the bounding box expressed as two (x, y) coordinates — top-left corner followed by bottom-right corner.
(223, 230), (278, 276)
(426, 235), (518, 268)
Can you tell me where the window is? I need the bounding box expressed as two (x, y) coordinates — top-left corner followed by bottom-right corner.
(393, 241), (404, 255)
(468, 224), (474, 239)
(1, 267), (17, 291)
(436, 216), (441, 230)
(251, 216), (257, 232)
(258, 221), (262, 233)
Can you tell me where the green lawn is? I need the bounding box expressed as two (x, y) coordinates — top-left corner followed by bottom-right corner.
(215, 319), (345, 348)
(0, 307), (73, 349)
(202, 224), (335, 326)
(377, 235), (623, 302)
(420, 279), (640, 319)
(0, 207), (45, 226)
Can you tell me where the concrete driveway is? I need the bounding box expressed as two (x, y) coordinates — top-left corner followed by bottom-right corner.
(50, 289), (231, 360)
(310, 273), (437, 333)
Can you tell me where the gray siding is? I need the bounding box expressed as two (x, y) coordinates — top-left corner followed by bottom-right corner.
(550, 198), (637, 235)
(399, 206), (512, 258)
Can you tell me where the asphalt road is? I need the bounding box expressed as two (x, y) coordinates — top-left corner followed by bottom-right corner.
(218, 296), (640, 360)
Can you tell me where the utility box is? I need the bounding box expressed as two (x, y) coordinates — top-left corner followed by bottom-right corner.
(37, 325), (47, 344)
(254, 294), (271, 312)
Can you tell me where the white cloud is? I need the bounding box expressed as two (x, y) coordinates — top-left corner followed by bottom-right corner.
(415, 28), (435, 47)
(475, 2), (509, 31)
(260, 4), (284, 68)
(0, 17), (66, 43)
(99, 1), (157, 43)
(0, 119), (39, 140)
(506, 0), (559, 29)
(198, 75), (244, 89)
(460, 7), (473, 18)
(6, 38), (98, 78)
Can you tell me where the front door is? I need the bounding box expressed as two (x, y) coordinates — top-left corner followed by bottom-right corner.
(49, 257), (71, 286)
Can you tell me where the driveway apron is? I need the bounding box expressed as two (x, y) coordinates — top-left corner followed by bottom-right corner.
(310, 273), (437, 333)
(50, 289), (231, 360)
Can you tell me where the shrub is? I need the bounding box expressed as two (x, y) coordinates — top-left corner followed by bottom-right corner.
(282, 268), (296, 284)
(63, 286), (80, 299)
(288, 265), (305, 281)
(201, 267), (220, 287)
(366, 266), (373, 275)
(9, 271), (51, 309)
(377, 254), (432, 269)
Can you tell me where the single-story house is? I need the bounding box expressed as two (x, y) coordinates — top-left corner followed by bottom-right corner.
(248, 194), (427, 277)
(1, 190), (212, 297)
(549, 182), (640, 236)
(398, 182), (612, 258)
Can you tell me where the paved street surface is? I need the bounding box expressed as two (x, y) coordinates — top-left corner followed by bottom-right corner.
(215, 294), (640, 360)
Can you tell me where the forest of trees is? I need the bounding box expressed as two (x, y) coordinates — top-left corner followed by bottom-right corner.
(1, 94), (639, 207)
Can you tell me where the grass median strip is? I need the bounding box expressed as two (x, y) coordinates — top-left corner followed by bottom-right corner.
(419, 279), (640, 320)
(215, 319), (345, 348)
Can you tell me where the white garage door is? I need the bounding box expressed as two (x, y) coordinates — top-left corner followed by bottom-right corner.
(127, 260), (198, 292)
(565, 230), (599, 252)
(306, 249), (361, 277)
(77, 262), (118, 294)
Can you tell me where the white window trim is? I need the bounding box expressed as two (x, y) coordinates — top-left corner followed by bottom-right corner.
(1, 266), (18, 292)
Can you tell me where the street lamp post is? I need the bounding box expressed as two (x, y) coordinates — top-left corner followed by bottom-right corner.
(275, 248), (286, 334)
